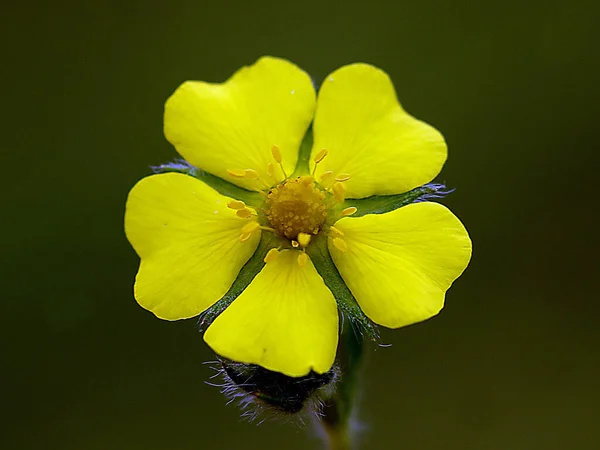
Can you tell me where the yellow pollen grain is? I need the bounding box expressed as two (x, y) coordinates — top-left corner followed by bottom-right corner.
(297, 232), (311, 247)
(242, 221), (260, 234)
(291, 240), (300, 248)
(332, 237), (348, 253)
(236, 209), (253, 218)
(264, 248), (280, 263)
(297, 252), (309, 267)
(332, 182), (346, 203)
(227, 169), (246, 178)
(271, 145), (283, 163)
(341, 206), (357, 216)
(227, 200), (246, 210)
(335, 173), (351, 182)
(313, 148), (328, 163)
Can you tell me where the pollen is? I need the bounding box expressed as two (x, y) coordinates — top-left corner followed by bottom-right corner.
(266, 177), (327, 240)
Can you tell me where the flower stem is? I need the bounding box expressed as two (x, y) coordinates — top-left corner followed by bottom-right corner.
(319, 321), (365, 450)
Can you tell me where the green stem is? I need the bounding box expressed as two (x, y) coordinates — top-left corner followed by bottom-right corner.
(320, 321), (365, 450)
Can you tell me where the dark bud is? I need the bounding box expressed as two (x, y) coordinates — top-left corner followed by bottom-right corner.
(208, 358), (339, 420)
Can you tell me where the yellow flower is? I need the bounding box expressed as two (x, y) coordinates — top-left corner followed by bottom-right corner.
(124, 56), (472, 378)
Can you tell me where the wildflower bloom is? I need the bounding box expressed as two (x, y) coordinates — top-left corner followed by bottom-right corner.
(125, 56), (472, 378)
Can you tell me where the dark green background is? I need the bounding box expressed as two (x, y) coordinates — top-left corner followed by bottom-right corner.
(3, 0), (599, 449)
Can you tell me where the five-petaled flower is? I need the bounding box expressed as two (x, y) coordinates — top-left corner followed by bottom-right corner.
(125, 56), (472, 378)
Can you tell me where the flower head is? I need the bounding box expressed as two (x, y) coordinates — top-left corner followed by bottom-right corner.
(125, 56), (472, 378)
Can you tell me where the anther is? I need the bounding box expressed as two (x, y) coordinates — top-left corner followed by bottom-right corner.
(332, 237), (348, 253)
(329, 226), (344, 237)
(271, 145), (283, 163)
(239, 232), (252, 243)
(242, 221), (260, 234)
(341, 206), (357, 216)
(335, 173), (351, 182)
(236, 209), (253, 218)
(267, 162), (276, 179)
(299, 175), (314, 185)
(271, 145), (287, 179)
(297, 252), (309, 267)
(332, 182), (346, 203)
(313, 148), (328, 164)
(227, 169), (246, 178)
(291, 240), (300, 248)
(244, 169), (260, 179)
(297, 232), (311, 248)
(227, 200), (246, 210)
(319, 170), (335, 188)
(264, 248), (280, 263)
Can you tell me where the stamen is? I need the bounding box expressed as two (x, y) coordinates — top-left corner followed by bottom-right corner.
(267, 162), (276, 179)
(341, 206), (357, 216)
(227, 200), (246, 210)
(299, 175), (314, 185)
(312, 148), (328, 176)
(335, 173), (351, 182)
(319, 170), (335, 189)
(244, 169), (260, 179)
(236, 209), (253, 219)
(242, 221), (260, 234)
(297, 232), (311, 248)
(313, 148), (328, 164)
(329, 226), (344, 237)
(297, 252), (308, 267)
(227, 169), (246, 178)
(271, 145), (283, 163)
(332, 237), (348, 253)
(264, 248), (280, 263)
(332, 182), (346, 203)
(291, 240), (300, 248)
(271, 145), (287, 179)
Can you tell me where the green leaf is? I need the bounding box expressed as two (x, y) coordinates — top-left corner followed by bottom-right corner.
(306, 232), (379, 341)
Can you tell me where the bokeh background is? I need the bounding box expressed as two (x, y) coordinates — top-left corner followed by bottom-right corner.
(3, 0), (599, 449)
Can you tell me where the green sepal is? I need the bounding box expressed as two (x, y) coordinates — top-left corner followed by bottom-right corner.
(152, 160), (264, 207)
(198, 231), (283, 331)
(291, 126), (313, 177)
(306, 232), (379, 341)
(348, 184), (447, 217)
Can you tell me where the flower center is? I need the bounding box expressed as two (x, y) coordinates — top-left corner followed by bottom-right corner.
(266, 176), (327, 240)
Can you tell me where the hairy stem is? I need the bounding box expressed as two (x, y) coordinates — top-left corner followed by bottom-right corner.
(319, 321), (365, 450)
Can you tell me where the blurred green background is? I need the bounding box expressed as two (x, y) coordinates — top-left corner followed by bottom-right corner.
(2, 0), (599, 449)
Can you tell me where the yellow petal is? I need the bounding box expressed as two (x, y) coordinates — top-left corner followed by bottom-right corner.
(125, 173), (260, 320)
(164, 56), (316, 190)
(329, 202), (471, 328)
(204, 250), (338, 377)
(312, 64), (447, 198)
